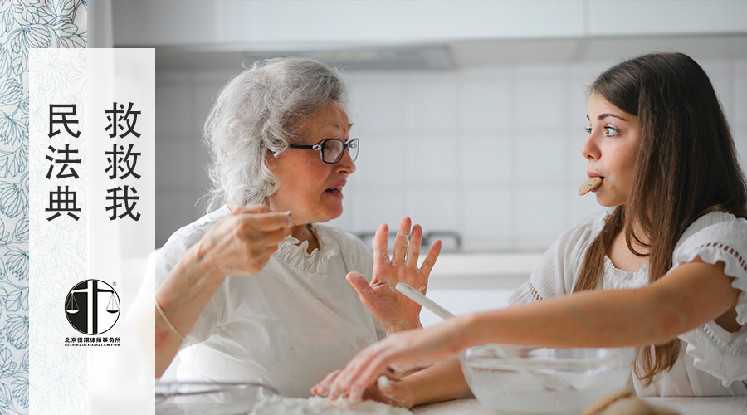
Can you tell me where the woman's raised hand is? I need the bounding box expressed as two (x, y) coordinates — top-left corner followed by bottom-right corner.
(346, 217), (442, 332)
(198, 204), (293, 278)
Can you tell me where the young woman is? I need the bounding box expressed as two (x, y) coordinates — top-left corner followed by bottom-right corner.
(314, 52), (747, 405)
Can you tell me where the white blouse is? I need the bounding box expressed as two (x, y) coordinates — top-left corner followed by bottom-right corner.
(152, 206), (386, 397)
(508, 209), (747, 396)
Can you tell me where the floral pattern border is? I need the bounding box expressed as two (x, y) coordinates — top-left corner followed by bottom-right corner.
(0, 1), (86, 414)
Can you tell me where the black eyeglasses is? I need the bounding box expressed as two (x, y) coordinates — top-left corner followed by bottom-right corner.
(288, 138), (359, 164)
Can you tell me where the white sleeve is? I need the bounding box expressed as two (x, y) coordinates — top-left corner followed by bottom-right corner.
(508, 212), (603, 306)
(673, 219), (747, 386)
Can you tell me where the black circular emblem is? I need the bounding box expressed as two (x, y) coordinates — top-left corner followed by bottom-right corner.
(65, 279), (120, 335)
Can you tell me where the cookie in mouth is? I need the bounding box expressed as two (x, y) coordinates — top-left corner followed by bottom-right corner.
(578, 177), (603, 196)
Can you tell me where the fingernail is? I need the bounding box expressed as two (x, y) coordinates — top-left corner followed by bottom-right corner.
(378, 376), (391, 389)
(284, 211), (291, 216)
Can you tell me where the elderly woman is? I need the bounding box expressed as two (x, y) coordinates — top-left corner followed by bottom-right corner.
(153, 57), (441, 397)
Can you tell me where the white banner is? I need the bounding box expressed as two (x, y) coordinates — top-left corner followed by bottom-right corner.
(29, 48), (155, 415)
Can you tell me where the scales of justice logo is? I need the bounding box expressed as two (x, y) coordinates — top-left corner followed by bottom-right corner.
(65, 279), (121, 335)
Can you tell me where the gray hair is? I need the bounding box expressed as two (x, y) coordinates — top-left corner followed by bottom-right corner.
(203, 56), (348, 211)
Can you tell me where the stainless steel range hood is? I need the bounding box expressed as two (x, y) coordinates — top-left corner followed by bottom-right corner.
(242, 45), (453, 71)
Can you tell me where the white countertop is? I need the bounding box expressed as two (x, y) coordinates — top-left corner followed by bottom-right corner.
(155, 395), (747, 414)
(427, 252), (543, 290)
(413, 397), (747, 415)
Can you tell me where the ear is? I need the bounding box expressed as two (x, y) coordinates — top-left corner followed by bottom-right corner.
(265, 148), (279, 170)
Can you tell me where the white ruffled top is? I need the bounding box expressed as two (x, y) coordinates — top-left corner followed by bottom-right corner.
(508, 209), (747, 396)
(151, 206), (385, 397)
(276, 227), (340, 274)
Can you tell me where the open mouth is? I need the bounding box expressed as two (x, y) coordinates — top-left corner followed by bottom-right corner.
(324, 188), (342, 194)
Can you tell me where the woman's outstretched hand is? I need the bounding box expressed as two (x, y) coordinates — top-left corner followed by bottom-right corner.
(311, 369), (415, 408)
(347, 217), (442, 332)
(323, 317), (472, 403)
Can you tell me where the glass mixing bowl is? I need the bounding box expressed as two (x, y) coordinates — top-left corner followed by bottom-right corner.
(461, 345), (636, 415)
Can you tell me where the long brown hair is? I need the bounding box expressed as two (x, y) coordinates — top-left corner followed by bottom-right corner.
(573, 52), (747, 384)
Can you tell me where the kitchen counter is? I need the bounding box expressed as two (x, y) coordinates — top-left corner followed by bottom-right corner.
(427, 252), (543, 290)
(156, 396), (747, 414)
(413, 397), (747, 415)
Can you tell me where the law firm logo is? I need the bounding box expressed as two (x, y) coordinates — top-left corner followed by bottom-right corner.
(65, 279), (120, 335)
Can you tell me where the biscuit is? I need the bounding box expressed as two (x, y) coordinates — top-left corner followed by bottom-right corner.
(578, 177), (603, 196)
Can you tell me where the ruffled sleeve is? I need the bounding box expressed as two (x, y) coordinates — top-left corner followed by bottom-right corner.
(671, 213), (747, 386)
(508, 210), (607, 306)
(508, 281), (541, 306)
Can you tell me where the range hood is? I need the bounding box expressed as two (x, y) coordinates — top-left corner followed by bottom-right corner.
(242, 45), (453, 71)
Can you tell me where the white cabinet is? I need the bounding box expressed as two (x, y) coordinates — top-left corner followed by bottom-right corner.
(112, 0), (747, 48)
(215, 0), (584, 44)
(587, 0), (747, 37)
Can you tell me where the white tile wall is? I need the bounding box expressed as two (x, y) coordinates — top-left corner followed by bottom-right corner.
(513, 69), (567, 131)
(459, 133), (512, 185)
(407, 187), (460, 233)
(346, 74), (406, 134)
(406, 133), (460, 186)
(403, 73), (459, 132)
(462, 187), (513, 250)
(355, 188), (409, 233)
(514, 134), (566, 185)
(459, 73), (512, 131)
(734, 60), (747, 173)
(155, 58), (747, 250)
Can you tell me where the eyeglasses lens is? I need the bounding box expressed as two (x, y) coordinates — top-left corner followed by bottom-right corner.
(348, 139), (359, 161)
(323, 139), (344, 163)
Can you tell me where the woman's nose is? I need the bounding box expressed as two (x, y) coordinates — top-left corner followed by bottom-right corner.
(336, 149), (356, 174)
(581, 134), (600, 160)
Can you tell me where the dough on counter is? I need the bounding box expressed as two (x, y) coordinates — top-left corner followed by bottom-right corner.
(578, 177), (603, 196)
(248, 395), (412, 415)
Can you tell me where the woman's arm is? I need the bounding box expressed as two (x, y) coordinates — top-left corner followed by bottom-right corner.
(154, 242), (227, 377)
(471, 258), (738, 348)
(330, 257), (740, 401)
(312, 356), (470, 408)
(155, 205), (292, 377)
(403, 357), (472, 407)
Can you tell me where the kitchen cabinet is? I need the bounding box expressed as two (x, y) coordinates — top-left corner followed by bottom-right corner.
(112, 0), (747, 49)
(587, 0), (747, 37)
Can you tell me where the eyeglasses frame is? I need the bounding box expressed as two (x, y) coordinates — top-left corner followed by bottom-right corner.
(288, 138), (359, 164)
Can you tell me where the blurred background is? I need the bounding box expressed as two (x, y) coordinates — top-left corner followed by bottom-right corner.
(98, 0), (747, 322)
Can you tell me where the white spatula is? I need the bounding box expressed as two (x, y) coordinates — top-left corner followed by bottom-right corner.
(395, 282), (454, 320)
